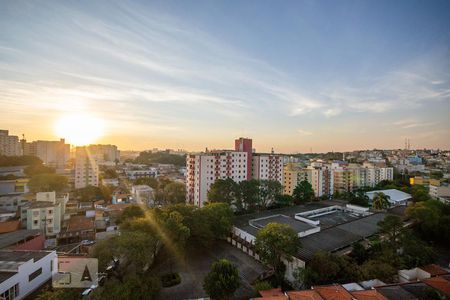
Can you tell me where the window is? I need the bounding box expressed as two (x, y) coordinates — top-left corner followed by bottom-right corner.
(28, 268), (42, 282)
(0, 283), (19, 300)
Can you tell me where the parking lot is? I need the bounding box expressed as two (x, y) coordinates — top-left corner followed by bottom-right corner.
(152, 241), (267, 300)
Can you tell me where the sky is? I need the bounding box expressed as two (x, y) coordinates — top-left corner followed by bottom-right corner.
(0, 0), (449, 153)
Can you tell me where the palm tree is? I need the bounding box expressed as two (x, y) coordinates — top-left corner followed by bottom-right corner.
(372, 192), (391, 210)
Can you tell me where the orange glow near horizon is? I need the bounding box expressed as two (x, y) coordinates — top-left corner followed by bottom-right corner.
(54, 114), (105, 146)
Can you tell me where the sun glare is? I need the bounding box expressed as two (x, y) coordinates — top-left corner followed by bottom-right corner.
(55, 114), (105, 146)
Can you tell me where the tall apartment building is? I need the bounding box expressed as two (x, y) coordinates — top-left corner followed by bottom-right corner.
(186, 138), (283, 207)
(74, 146), (99, 189)
(283, 164), (333, 197)
(0, 130), (21, 156)
(22, 139), (70, 168)
(85, 144), (120, 163)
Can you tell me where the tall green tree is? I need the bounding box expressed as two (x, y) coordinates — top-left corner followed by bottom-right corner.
(203, 259), (241, 300)
(73, 185), (102, 201)
(372, 192), (391, 210)
(208, 178), (239, 206)
(28, 173), (68, 193)
(377, 215), (403, 246)
(237, 180), (260, 211)
(255, 223), (300, 285)
(292, 180), (315, 204)
(163, 182), (186, 205)
(119, 205), (145, 223)
(258, 180), (283, 209)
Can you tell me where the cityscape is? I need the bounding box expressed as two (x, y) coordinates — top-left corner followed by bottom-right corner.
(1, 1), (450, 300)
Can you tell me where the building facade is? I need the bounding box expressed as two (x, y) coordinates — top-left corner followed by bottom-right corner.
(0, 130), (21, 156)
(22, 139), (70, 168)
(186, 138), (283, 207)
(75, 147), (99, 189)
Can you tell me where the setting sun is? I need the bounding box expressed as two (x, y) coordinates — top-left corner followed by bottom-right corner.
(55, 114), (105, 146)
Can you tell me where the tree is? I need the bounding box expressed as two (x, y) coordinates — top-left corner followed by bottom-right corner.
(208, 178), (239, 206)
(237, 180), (260, 211)
(350, 241), (368, 265)
(134, 151), (186, 166)
(35, 287), (79, 300)
(163, 182), (186, 205)
(90, 274), (161, 300)
(28, 174), (68, 193)
(372, 192), (390, 210)
(119, 205), (145, 223)
(410, 185), (431, 202)
(292, 180), (315, 204)
(274, 194), (294, 207)
(258, 180), (283, 209)
(377, 215), (403, 246)
(296, 252), (361, 287)
(201, 202), (234, 239)
(255, 223), (300, 285)
(349, 190), (370, 207)
(361, 260), (397, 283)
(203, 259), (241, 300)
(0, 155), (42, 167)
(103, 168), (118, 179)
(134, 177), (158, 189)
(24, 164), (55, 176)
(406, 200), (450, 244)
(73, 185), (102, 201)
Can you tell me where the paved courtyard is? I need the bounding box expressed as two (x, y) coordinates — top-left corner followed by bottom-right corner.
(152, 241), (267, 300)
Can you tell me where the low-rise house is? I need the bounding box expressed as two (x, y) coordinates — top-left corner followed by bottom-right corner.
(0, 250), (57, 300)
(131, 185), (154, 206)
(58, 216), (95, 245)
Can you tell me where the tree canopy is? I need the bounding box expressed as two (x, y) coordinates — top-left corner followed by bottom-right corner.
(28, 173), (68, 193)
(255, 223), (300, 285)
(292, 180), (315, 204)
(203, 259), (241, 300)
(134, 151), (186, 166)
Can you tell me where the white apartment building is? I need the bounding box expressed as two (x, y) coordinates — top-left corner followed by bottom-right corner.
(23, 139), (70, 168)
(0, 250), (57, 300)
(86, 144), (120, 163)
(186, 138), (284, 207)
(0, 130), (21, 156)
(186, 151), (248, 207)
(252, 154), (283, 183)
(283, 165), (333, 198)
(75, 146), (99, 189)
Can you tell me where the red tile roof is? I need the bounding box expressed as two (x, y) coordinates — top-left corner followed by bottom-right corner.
(259, 288), (285, 298)
(313, 285), (353, 300)
(351, 289), (388, 300)
(66, 216), (95, 232)
(420, 264), (449, 276)
(287, 290), (324, 300)
(423, 276), (450, 296)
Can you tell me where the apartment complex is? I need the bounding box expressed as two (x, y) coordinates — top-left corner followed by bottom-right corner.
(0, 130), (21, 156)
(22, 139), (70, 168)
(186, 138), (283, 207)
(284, 161), (393, 196)
(85, 144), (120, 163)
(74, 146), (99, 189)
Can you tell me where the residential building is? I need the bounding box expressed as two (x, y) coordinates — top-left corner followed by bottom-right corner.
(21, 192), (69, 236)
(124, 168), (157, 180)
(429, 182), (450, 204)
(0, 130), (21, 156)
(186, 138), (284, 207)
(0, 250), (57, 300)
(131, 185), (154, 206)
(75, 146), (99, 189)
(22, 139), (70, 168)
(85, 144), (120, 163)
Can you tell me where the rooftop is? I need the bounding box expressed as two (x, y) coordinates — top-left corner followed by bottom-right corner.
(350, 290), (388, 300)
(313, 284), (353, 300)
(0, 229), (41, 249)
(366, 189), (411, 204)
(287, 290), (324, 300)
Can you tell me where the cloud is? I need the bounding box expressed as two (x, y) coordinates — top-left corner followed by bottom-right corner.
(297, 129), (313, 136)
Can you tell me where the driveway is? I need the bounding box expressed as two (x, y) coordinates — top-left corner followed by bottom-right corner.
(152, 241), (267, 300)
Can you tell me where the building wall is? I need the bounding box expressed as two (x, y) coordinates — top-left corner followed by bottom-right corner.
(75, 147), (99, 189)
(0, 130), (21, 156)
(0, 251), (57, 300)
(23, 140), (70, 168)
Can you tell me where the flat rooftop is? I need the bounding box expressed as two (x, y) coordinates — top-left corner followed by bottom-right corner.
(309, 209), (361, 228)
(0, 229), (41, 249)
(251, 215), (315, 233)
